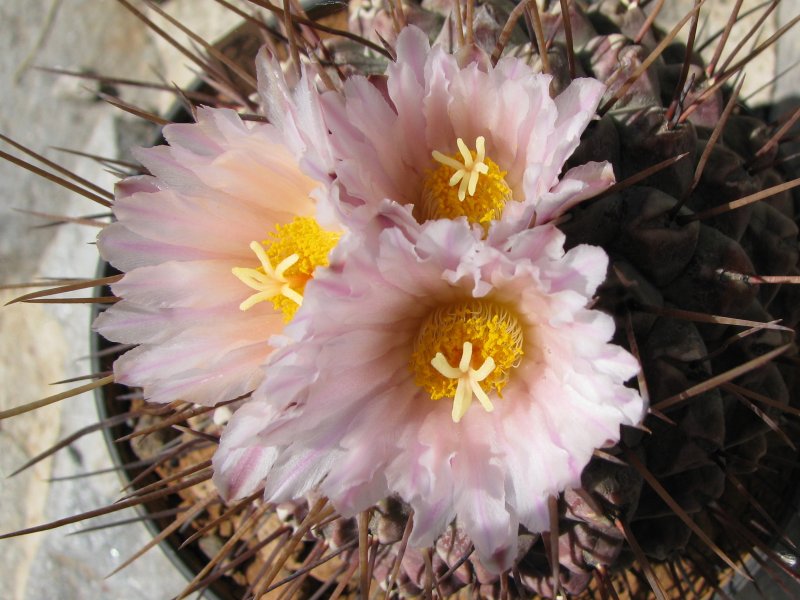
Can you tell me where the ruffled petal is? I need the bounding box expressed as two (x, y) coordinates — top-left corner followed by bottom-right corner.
(544, 78), (608, 188)
(110, 259), (246, 309)
(321, 25), (611, 232)
(214, 217), (643, 572)
(101, 104), (337, 407)
(450, 423), (518, 571)
(257, 52), (336, 183)
(213, 398), (281, 500)
(534, 161), (615, 222)
(114, 339), (269, 406)
(98, 222), (212, 271)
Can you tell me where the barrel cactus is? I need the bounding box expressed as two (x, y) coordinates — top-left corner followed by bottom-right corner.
(323, 1), (800, 597)
(2, 1), (799, 599)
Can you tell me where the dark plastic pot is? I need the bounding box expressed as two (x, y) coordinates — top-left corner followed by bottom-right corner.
(90, 7), (344, 598)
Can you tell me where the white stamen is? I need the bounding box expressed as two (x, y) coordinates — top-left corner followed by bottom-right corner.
(232, 241), (303, 310)
(430, 341), (496, 422)
(431, 136), (489, 202)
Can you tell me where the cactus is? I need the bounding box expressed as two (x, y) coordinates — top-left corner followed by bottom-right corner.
(1, 1), (799, 599)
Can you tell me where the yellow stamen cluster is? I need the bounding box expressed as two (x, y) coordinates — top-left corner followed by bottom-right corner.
(232, 217), (340, 321)
(409, 300), (524, 423)
(417, 136), (513, 227)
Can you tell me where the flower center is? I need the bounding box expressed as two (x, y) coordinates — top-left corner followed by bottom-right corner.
(232, 216), (340, 321)
(409, 300), (524, 423)
(417, 136), (513, 227)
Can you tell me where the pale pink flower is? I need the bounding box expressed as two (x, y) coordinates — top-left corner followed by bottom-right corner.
(213, 214), (644, 571)
(94, 106), (339, 406)
(322, 25), (614, 232)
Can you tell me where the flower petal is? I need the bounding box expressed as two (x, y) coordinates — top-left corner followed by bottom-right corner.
(535, 161), (615, 222)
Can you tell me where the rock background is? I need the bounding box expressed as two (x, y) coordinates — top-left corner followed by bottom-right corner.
(1, 2), (243, 598)
(0, 1), (797, 599)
